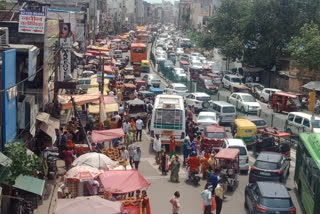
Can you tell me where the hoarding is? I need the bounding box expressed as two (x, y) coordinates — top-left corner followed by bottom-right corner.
(2, 49), (17, 150)
(18, 11), (45, 34)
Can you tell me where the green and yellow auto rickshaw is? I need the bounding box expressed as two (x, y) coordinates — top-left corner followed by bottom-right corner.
(141, 60), (150, 73)
(231, 118), (257, 146)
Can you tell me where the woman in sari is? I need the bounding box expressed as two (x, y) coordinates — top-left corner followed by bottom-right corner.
(160, 150), (169, 175)
(170, 155), (181, 183)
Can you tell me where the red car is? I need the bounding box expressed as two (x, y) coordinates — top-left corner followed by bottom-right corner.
(201, 125), (227, 152)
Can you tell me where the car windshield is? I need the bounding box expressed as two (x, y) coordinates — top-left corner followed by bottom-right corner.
(231, 78), (241, 83)
(204, 80), (214, 85)
(222, 106), (235, 113)
(254, 160), (278, 170)
(205, 132), (225, 138)
(198, 115), (216, 121)
(175, 86), (187, 91)
(196, 96), (210, 102)
(228, 146), (247, 155)
(252, 119), (267, 127)
(242, 95), (256, 102)
(260, 197), (293, 208)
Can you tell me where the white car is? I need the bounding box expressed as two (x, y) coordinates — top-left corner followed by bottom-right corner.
(173, 68), (187, 81)
(258, 88), (282, 103)
(198, 54), (206, 62)
(228, 92), (261, 113)
(197, 111), (219, 130)
(191, 59), (202, 68)
(176, 48), (184, 55)
(222, 74), (242, 90)
(185, 92), (212, 112)
(190, 52), (201, 58)
(156, 54), (166, 64)
(142, 74), (161, 86)
(165, 83), (188, 97)
(156, 49), (166, 56)
(190, 55), (199, 62)
(225, 139), (249, 173)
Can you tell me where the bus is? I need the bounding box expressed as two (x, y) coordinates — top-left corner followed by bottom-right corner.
(136, 33), (149, 44)
(295, 133), (320, 214)
(130, 43), (147, 64)
(150, 94), (186, 144)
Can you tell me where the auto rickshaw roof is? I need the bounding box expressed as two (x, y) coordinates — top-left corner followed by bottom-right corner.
(205, 125), (225, 133)
(232, 84), (249, 89)
(141, 60), (150, 64)
(257, 128), (291, 138)
(131, 43), (147, 48)
(149, 87), (163, 92)
(234, 118), (257, 128)
(273, 92), (297, 98)
(215, 148), (240, 160)
(124, 75), (135, 79)
(126, 99), (145, 105)
(123, 83), (136, 88)
(138, 90), (154, 95)
(180, 60), (189, 64)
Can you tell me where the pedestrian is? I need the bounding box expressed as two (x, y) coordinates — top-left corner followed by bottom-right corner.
(120, 147), (129, 163)
(182, 138), (189, 166)
(63, 147), (75, 171)
(169, 155), (180, 183)
(209, 168), (220, 195)
(117, 89), (123, 104)
(200, 154), (209, 180)
(215, 180), (224, 214)
(201, 183), (213, 214)
(169, 191), (181, 214)
(142, 190), (151, 214)
(123, 120), (131, 144)
(133, 147), (141, 169)
(153, 134), (162, 164)
(130, 118), (137, 141)
(119, 104), (125, 118)
(128, 142), (137, 168)
(169, 134), (176, 154)
(208, 153), (216, 170)
(136, 117), (143, 141)
(160, 150), (169, 175)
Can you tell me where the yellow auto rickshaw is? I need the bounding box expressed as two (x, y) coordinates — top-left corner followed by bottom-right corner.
(231, 84), (250, 93)
(231, 118), (257, 146)
(141, 60), (150, 73)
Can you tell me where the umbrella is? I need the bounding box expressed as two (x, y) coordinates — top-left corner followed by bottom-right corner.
(72, 152), (116, 170)
(54, 196), (122, 214)
(65, 165), (103, 182)
(302, 81), (320, 91)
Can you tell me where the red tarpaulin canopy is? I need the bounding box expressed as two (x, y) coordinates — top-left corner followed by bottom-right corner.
(99, 170), (150, 193)
(92, 128), (125, 143)
(215, 148), (240, 160)
(104, 65), (115, 74)
(58, 94), (100, 110)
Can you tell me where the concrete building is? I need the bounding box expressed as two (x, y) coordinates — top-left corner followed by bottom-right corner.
(136, 0), (144, 25)
(106, 0), (127, 34)
(143, 1), (152, 25)
(125, 0), (136, 27)
(190, 0), (212, 31)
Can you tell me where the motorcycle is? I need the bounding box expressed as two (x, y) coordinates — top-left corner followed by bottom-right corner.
(187, 166), (201, 186)
(43, 147), (59, 179)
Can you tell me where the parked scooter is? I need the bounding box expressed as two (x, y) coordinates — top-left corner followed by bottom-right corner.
(43, 147), (59, 179)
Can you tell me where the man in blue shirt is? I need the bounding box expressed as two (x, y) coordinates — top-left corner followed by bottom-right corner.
(209, 169), (220, 195)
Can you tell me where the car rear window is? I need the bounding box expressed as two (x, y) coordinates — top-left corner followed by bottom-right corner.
(175, 87), (187, 91)
(260, 197), (293, 208)
(254, 160), (278, 170)
(222, 106), (235, 113)
(196, 96), (210, 102)
(229, 146), (247, 155)
(252, 119), (267, 127)
(205, 132), (225, 138)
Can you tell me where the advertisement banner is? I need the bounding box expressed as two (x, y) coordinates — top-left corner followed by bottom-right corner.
(2, 49), (17, 150)
(18, 11), (45, 34)
(60, 37), (72, 81)
(76, 23), (85, 42)
(28, 46), (39, 81)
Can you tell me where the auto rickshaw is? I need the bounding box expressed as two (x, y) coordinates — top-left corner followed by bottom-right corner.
(189, 66), (202, 81)
(149, 87), (163, 95)
(133, 63), (141, 77)
(270, 92), (302, 113)
(136, 80), (148, 91)
(124, 75), (136, 84)
(124, 99), (148, 123)
(138, 90), (155, 102)
(180, 60), (189, 72)
(141, 60), (150, 73)
(123, 83), (137, 101)
(255, 128), (291, 158)
(215, 148), (240, 191)
(124, 67), (134, 75)
(231, 118), (257, 146)
(231, 84), (250, 93)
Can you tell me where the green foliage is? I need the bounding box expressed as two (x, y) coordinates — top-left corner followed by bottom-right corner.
(0, 0), (4, 10)
(5, 142), (42, 185)
(288, 22), (320, 72)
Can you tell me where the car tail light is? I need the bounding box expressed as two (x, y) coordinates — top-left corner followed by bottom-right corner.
(276, 170), (282, 175)
(256, 204), (268, 212)
(288, 207), (296, 213)
(181, 132), (185, 139)
(246, 157), (249, 163)
(151, 131), (155, 138)
(250, 166), (257, 171)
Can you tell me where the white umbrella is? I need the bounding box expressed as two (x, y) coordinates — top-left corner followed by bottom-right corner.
(302, 81), (320, 91)
(72, 152), (116, 170)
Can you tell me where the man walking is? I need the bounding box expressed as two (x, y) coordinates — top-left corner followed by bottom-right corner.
(209, 169), (220, 195)
(153, 134), (162, 164)
(136, 117), (143, 141)
(215, 180), (224, 214)
(123, 120), (131, 144)
(169, 191), (181, 214)
(201, 183), (213, 214)
(128, 143), (137, 168)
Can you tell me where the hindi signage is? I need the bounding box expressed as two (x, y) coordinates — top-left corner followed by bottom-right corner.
(18, 11), (45, 34)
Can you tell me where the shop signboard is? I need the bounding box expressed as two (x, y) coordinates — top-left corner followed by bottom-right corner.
(18, 11), (45, 34)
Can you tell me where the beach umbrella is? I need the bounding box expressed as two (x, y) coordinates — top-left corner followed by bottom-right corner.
(72, 152), (116, 170)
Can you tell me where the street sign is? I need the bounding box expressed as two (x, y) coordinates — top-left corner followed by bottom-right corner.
(18, 11), (45, 34)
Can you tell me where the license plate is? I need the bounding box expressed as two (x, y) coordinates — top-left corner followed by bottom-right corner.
(195, 174), (201, 176)
(260, 172), (271, 176)
(162, 130), (173, 136)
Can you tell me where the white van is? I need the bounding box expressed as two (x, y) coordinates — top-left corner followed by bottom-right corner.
(285, 112), (320, 135)
(76, 78), (91, 91)
(211, 101), (236, 124)
(225, 138), (249, 174)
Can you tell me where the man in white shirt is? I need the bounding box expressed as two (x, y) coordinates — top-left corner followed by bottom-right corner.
(119, 104), (124, 118)
(136, 118), (143, 141)
(128, 143), (137, 167)
(153, 134), (162, 164)
(123, 120), (131, 144)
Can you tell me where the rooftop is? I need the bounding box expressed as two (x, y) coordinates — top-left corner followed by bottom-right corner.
(257, 182), (290, 198)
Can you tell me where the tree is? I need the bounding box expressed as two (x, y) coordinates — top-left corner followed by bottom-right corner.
(288, 22), (320, 72)
(5, 142), (42, 185)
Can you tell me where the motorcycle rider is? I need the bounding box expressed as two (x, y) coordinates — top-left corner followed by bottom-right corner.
(185, 151), (200, 182)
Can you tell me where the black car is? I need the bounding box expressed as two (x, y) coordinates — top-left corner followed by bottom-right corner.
(245, 182), (296, 214)
(249, 152), (290, 183)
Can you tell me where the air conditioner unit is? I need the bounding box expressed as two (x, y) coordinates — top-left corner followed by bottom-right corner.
(0, 27), (9, 46)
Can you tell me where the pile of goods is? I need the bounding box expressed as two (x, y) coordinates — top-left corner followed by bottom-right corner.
(102, 148), (120, 161)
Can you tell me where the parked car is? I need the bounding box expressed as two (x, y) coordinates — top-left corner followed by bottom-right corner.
(165, 83), (188, 97)
(258, 88), (282, 103)
(176, 47), (184, 55)
(228, 93), (261, 114)
(185, 92), (212, 112)
(225, 138), (249, 174)
(196, 111), (219, 129)
(245, 182), (296, 214)
(191, 59), (202, 68)
(222, 74), (242, 90)
(285, 112), (320, 135)
(249, 152), (290, 183)
(243, 116), (268, 130)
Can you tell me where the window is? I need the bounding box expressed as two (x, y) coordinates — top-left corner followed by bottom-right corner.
(77, 80), (84, 84)
(231, 94), (237, 98)
(85, 80), (91, 84)
(222, 106), (235, 113)
(215, 105), (221, 113)
(294, 116), (303, 124)
(229, 146), (247, 155)
(155, 109), (182, 125)
(260, 197), (293, 208)
(264, 90), (270, 94)
(225, 76), (230, 81)
(254, 160), (278, 170)
(205, 132), (225, 138)
(303, 119), (310, 128)
(288, 114), (294, 121)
